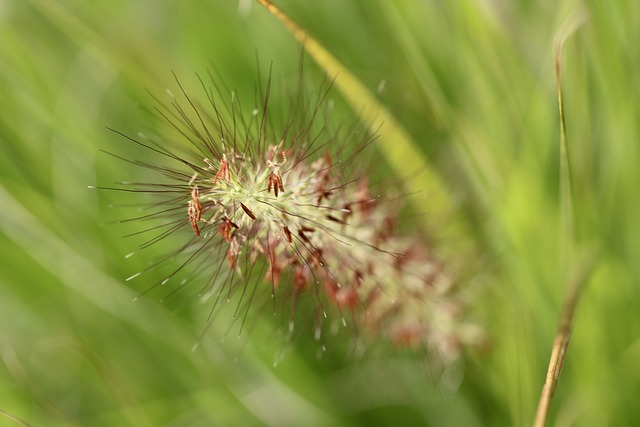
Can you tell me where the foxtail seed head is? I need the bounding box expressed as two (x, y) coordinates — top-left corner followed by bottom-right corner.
(108, 68), (481, 364)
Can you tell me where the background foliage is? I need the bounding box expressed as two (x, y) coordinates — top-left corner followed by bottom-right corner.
(1, 1), (639, 426)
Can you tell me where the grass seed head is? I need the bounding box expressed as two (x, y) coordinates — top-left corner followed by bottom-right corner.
(106, 64), (482, 364)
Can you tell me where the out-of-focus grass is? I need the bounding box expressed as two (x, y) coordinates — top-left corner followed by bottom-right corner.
(1, 1), (639, 426)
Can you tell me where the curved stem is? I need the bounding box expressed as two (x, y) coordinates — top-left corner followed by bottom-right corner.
(534, 9), (589, 426)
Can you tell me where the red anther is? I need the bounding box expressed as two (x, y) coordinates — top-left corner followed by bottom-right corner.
(219, 216), (239, 242)
(213, 155), (230, 183)
(297, 226), (314, 243)
(325, 214), (345, 224)
(267, 171), (284, 197)
(191, 186), (203, 221)
(282, 225), (292, 243)
(187, 185), (204, 237)
(188, 201), (200, 237)
(240, 202), (256, 220)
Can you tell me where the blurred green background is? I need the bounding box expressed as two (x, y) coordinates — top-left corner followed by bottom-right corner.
(1, 1), (640, 426)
